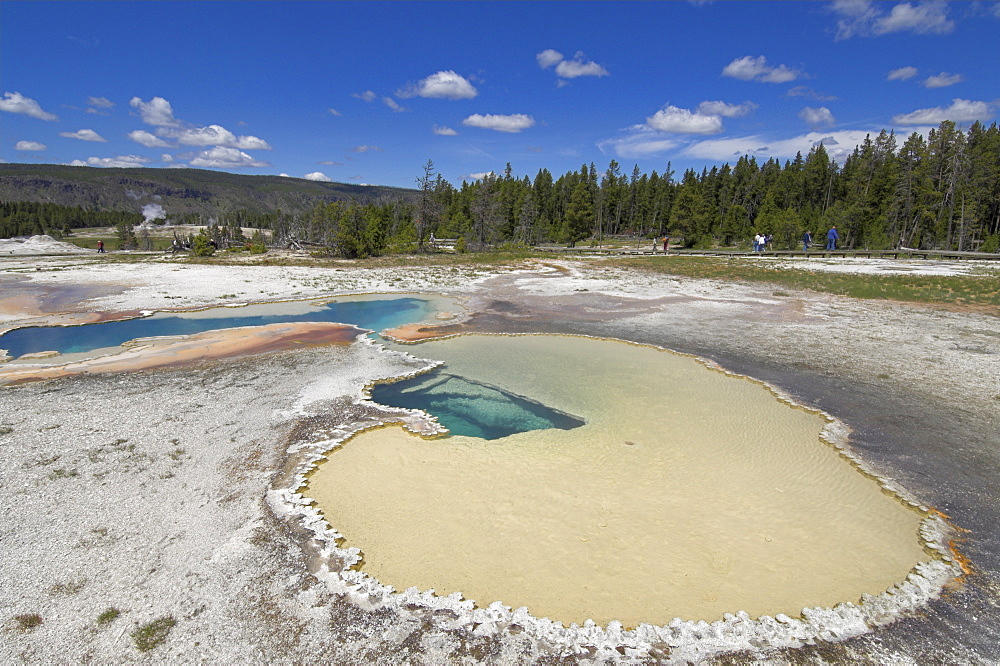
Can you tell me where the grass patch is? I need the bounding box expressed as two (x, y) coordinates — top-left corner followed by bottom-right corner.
(65, 236), (175, 252)
(0, 426), (12, 436)
(48, 579), (87, 595)
(96, 607), (121, 626)
(174, 248), (549, 269)
(611, 256), (1000, 310)
(131, 616), (176, 652)
(47, 468), (79, 481)
(14, 614), (42, 632)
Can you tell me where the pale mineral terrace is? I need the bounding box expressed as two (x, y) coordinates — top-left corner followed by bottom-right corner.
(0, 253), (997, 663)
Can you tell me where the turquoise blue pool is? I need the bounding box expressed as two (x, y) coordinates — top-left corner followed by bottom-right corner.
(370, 370), (585, 440)
(0, 296), (433, 358)
(3, 294), (585, 439)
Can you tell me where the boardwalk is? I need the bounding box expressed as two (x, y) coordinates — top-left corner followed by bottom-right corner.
(533, 245), (1000, 261)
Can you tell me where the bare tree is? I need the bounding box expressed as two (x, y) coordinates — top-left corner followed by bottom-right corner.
(415, 159), (442, 249)
(471, 173), (502, 248)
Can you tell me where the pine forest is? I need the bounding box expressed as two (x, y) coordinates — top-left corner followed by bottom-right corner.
(2, 121), (999, 256)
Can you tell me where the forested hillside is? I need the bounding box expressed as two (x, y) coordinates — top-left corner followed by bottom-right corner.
(4, 121), (999, 255)
(292, 120), (1000, 255)
(0, 164), (411, 223)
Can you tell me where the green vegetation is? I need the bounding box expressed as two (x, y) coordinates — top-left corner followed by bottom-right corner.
(131, 616), (176, 652)
(615, 256), (1000, 308)
(96, 607), (121, 626)
(4, 121), (998, 257)
(14, 614), (43, 632)
(191, 230), (216, 256)
(0, 200), (142, 237)
(67, 235), (175, 252)
(48, 579), (86, 595)
(0, 164), (407, 224)
(47, 468), (79, 481)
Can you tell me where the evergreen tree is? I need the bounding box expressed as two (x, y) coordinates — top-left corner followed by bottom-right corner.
(562, 181), (593, 246)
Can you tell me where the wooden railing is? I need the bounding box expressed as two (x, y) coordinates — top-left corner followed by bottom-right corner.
(533, 245), (1000, 261)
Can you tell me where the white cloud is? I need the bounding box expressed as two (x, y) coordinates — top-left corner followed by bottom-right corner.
(887, 66), (919, 81)
(536, 49), (564, 69)
(697, 100), (758, 117)
(303, 171), (333, 182)
(537, 49), (610, 79)
(129, 96), (179, 126)
(598, 132), (680, 159)
(87, 96), (114, 109)
(876, 1), (954, 34)
(353, 90), (377, 102)
(433, 125), (458, 136)
(59, 128), (107, 142)
(892, 98), (993, 125)
(555, 52), (610, 78)
(799, 106), (836, 128)
(923, 72), (964, 88)
(684, 130), (879, 163)
(157, 124), (272, 150)
(318, 160), (344, 165)
(161, 154), (174, 162)
(129, 130), (172, 148)
(646, 105), (723, 134)
(0, 92), (58, 121)
(832, 0), (954, 39)
(328, 108), (342, 116)
(15, 140), (46, 151)
(188, 146), (269, 168)
(787, 86), (837, 101)
(464, 172), (496, 181)
(71, 155), (152, 168)
(351, 145), (384, 153)
(462, 113), (535, 133)
(397, 70), (478, 99)
(382, 96), (406, 112)
(722, 55), (801, 83)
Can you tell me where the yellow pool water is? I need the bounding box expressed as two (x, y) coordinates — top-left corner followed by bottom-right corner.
(307, 334), (927, 627)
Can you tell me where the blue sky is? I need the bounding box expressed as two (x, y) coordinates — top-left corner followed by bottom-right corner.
(2, 1), (998, 189)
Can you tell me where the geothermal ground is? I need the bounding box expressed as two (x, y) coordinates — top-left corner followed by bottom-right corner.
(0, 250), (998, 663)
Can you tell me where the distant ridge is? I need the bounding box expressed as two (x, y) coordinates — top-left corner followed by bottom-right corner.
(0, 164), (414, 218)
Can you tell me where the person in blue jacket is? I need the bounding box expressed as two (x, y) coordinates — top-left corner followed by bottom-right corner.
(826, 225), (839, 250)
(802, 230), (812, 251)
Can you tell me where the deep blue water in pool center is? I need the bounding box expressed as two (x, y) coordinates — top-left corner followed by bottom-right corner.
(0, 297), (432, 357)
(370, 370), (586, 440)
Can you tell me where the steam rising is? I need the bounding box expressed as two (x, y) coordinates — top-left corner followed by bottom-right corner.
(142, 203), (166, 225)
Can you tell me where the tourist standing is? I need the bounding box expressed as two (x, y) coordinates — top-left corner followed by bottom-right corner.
(803, 230), (812, 252)
(826, 225), (839, 250)
(97, 240), (105, 253)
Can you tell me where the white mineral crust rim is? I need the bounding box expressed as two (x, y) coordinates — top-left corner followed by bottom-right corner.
(273, 333), (962, 661)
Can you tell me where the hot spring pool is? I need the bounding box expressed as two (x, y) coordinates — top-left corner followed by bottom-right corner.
(307, 334), (930, 627)
(0, 294), (450, 360)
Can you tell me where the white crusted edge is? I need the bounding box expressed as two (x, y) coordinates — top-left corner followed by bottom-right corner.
(269, 331), (963, 662)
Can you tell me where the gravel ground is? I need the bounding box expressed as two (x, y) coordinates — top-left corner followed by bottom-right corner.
(0, 254), (997, 663)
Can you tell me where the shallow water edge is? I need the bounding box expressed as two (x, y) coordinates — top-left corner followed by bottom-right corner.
(273, 331), (964, 662)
